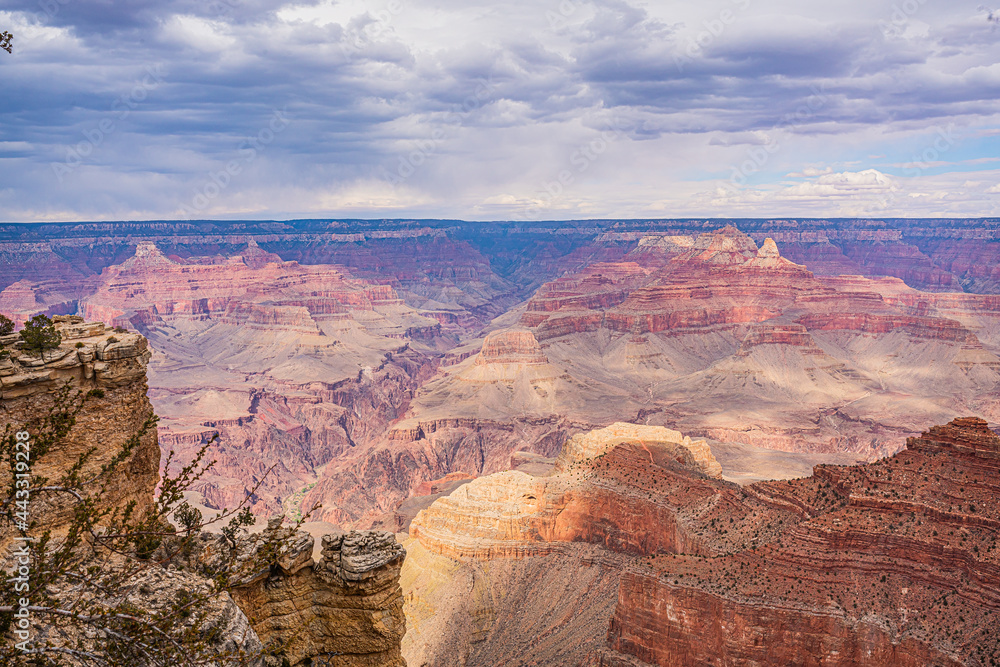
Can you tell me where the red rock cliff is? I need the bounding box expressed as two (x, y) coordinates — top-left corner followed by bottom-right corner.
(601, 417), (1000, 666)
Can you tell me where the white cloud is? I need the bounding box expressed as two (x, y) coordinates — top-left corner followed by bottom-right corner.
(786, 166), (833, 178)
(3, 0), (1000, 220)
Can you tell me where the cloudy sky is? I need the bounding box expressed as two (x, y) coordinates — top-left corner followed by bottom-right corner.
(2, 0), (1000, 221)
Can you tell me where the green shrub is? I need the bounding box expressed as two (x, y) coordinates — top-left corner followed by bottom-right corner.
(20, 314), (61, 358)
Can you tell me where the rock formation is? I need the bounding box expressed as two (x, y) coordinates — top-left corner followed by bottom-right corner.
(499, 226), (1000, 458)
(73, 242), (450, 523)
(0, 320), (409, 667)
(3, 219), (1000, 540)
(405, 417), (1000, 666)
(555, 422), (722, 478)
(4, 218), (1000, 664)
(403, 422), (799, 664)
(475, 329), (548, 366)
(0, 315), (160, 538)
(229, 527), (408, 667)
(601, 416), (1000, 665)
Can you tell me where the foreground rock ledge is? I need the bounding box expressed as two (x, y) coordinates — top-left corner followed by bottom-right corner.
(230, 526), (408, 667)
(0, 319), (408, 667)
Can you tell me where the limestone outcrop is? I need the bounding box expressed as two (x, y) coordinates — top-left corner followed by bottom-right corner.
(474, 329), (547, 365)
(555, 422), (722, 478)
(0, 315), (159, 542)
(229, 528), (408, 667)
(0, 321), (409, 667)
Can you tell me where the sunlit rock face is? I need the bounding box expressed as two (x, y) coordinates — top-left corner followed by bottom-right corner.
(3, 220), (1000, 537)
(402, 423), (793, 665)
(404, 417), (1000, 666)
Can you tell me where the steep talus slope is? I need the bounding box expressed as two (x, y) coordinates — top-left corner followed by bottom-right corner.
(405, 417), (1000, 666)
(601, 417), (1000, 666)
(401, 539), (627, 667)
(403, 424), (805, 665)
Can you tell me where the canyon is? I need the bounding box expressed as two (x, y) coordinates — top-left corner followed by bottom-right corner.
(2, 217), (1000, 664)
(405, 416), (1000, 666)
(3, 219), (999, 527)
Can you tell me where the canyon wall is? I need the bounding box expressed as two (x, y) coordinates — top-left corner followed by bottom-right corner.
(0, 320), (409, 666)
(7, 222), (1000, 532)
(0, 315), (160, 542)
(3, 220), (1000, 538)
(403, 423), (803, 665)
(403, 417), (1000, 666)
(3, 219), (1000, 665)
(601, 417), (1000, 666)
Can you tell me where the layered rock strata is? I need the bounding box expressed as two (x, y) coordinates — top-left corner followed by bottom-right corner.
(0, 321), (409, 667)
(76, 242), (448, 522)
(0, 315), (159, 541)
(556, 422), (722, 478)
(404, 423), (796, 665)
(410, 424), (780, 563)
(5, 219), (1000, 542)
(230, 527), (408, 667)
(601, 417), (1000, 666)
(407, 417), (1000, 666)
(475, 329), (548, 365)
(497, 226), (1000, 458)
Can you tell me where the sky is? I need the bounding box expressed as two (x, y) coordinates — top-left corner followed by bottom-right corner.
(2, 0), (1000, 222)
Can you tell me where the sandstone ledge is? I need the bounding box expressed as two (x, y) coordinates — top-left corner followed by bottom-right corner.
(0, 315), (150, 398)
(0, 316), (160, 545)
(225, 526), (408, 667)
(557, 422), (722, 479)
